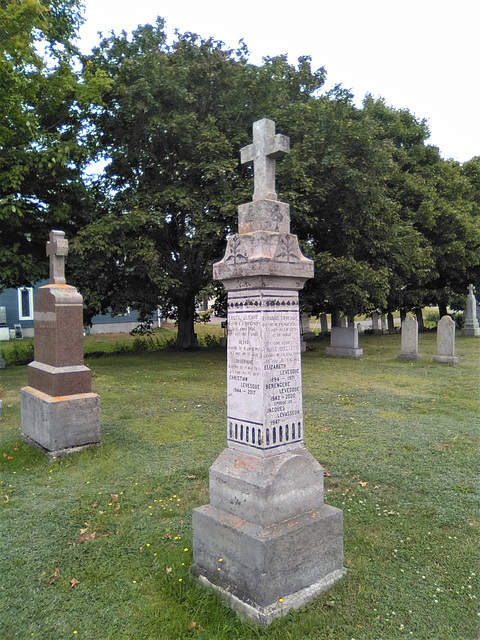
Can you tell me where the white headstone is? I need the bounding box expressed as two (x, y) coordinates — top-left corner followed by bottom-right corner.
(398, 316), (421, 360)
(433, 316), (458, 365)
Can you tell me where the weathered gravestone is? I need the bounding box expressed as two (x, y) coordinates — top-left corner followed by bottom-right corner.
(398, 316), (421, 360)
(320, 312), (329, 334)
(433, 315), (458, 365)
(371, 312), (381, 335)
(462, 284), (480, 337)
(339, 316), (347, 328)
(326, 326), (363, 358)
(21, 230), (101, 458)
(192, 119), (345, 625)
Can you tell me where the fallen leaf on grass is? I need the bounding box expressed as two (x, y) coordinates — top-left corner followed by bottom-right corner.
(323, 471), (332, 478)
(110, 494), (118, 502)
(185, 474), (196, 479)
(113, 503), (121, 511)
(164, 534), (172, 540)
(188, 621), (197, 630)
(3, 453), (13, 460)
(166, 566), (173, 574)
(92, 501), (98, 509)
(358, 481), (368, 487)
(77, 531), (97, 543)
(48, 568), (60, 585)
(69, 578), (80, 589)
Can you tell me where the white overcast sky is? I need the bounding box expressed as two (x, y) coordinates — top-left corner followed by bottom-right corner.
(78, 0), (480, 163)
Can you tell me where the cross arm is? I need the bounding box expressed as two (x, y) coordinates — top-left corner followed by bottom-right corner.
(266, 134), (290, 159)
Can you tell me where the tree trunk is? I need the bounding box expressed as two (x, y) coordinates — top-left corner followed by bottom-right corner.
(175, 295), (199, 349)
(400, 309), (407, 323)
(414, 307), (424, 332)
(438, 302), (448, 318)
(387, 312), (395, 334)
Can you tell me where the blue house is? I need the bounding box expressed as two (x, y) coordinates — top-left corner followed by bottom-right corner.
(0, 282), (159, 340)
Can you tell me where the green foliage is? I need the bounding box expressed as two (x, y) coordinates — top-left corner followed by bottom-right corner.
(70, 22), (326, 348)
(0, 0), (91, 289)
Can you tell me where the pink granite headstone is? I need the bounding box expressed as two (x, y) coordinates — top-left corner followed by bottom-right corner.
(21, 230), (100, 457)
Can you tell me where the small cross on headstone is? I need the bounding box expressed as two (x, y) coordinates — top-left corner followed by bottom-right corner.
(46, 230), (68, 284)
(240, 118), (290, 201)
(468, 283), (475, 297)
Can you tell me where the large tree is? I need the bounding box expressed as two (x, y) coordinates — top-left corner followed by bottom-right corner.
(0, 0), (89, 289)
(367, 97), (480, 316)
(71, 21), (325, 347)
(278, 91), (428, 321)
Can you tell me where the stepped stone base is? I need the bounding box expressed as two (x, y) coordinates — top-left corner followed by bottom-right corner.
(21, 386), (100, 457)
(192, 448), (345, 625)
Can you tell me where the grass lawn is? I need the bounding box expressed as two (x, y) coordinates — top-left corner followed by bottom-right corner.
(0, 332), (479, 639)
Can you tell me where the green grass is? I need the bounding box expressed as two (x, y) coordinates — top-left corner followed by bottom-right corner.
(0, 333), (479, 639)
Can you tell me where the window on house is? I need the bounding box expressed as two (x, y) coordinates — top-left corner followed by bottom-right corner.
(17, 287), (34, 320)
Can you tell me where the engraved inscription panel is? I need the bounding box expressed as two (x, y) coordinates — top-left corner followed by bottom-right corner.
(227, 290), (303, 451)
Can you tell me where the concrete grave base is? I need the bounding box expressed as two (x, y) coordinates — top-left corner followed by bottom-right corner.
(326, 346), (363, 358)
(21, 386), (100, 457)
(462, 327), (480, 337)
(192, 447), (345, 625)
(193, 566), (346, 626)
(192, 504), (344, 625)
(432, 355), (459, 365)
(397, 353), (421, 361)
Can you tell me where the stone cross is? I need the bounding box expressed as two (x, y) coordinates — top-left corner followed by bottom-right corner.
(46, 230), (68, 285)
(240, 118), (290, 201)
(468, 284), (475, 296)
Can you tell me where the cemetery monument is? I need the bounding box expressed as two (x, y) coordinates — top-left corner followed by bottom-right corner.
(192, 119), (345, 624)
(20, 230), (101, 458)
(326, 326), (363, 358)
(462, 284), (480, 337)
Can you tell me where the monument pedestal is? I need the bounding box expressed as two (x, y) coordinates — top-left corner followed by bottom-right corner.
(21, 387), (100, 459)
(192, 448), (344, 624)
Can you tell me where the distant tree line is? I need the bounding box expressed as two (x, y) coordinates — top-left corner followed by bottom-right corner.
(2, 1), (480, 347)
